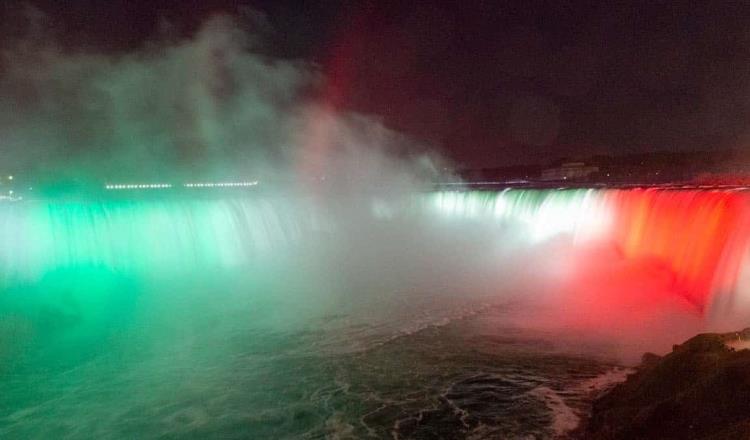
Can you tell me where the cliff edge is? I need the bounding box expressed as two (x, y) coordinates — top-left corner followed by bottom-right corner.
(583, 329), (750, 439)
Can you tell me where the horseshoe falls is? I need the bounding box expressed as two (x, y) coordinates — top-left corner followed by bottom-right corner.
(1, 188), (749, 439)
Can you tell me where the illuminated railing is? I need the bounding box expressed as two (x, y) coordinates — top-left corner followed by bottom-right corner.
(184, 181), (258, 188)
(104, 181), (259, 190)
(105, 184), (173, 190)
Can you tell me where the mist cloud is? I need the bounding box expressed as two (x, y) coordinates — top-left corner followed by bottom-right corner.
(0, 11), (442, 189)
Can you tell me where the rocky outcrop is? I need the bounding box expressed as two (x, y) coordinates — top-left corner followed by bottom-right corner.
(583, 329), (750, 439)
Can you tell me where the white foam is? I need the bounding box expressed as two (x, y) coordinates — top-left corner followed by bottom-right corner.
(527, 368), (633, 437)
(577, 367), (634, 396)
(528, 386), (580, 436)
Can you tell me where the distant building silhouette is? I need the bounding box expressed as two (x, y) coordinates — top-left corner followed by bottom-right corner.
(541, 162), (599, 181)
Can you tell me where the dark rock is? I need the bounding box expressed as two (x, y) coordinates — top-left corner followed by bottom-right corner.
(582, 330), (750, 439)
(640, 352), (661, 369)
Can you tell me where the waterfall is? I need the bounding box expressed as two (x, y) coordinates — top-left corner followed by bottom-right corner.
(1, 188), (749, 317)
(423, 188), (750, 315)
(0, 197), (323, 282)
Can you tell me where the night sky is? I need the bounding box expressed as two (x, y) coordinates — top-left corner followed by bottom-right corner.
(4, 0), (750, 168)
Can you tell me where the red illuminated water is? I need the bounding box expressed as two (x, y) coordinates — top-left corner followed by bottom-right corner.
(426, 187), (750, 338)
(604, 189), (750, 312)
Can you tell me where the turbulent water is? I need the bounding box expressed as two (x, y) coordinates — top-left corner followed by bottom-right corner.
(1, 188), (748, 439)
(1, 298), (627, 439)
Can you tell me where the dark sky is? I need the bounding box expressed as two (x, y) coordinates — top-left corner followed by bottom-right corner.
(4, 0), (750, 168)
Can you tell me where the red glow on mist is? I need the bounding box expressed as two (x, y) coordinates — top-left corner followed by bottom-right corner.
(295, 6), (370, 187)
(529, 189), (750, 342)
(605, 190), (750, 311)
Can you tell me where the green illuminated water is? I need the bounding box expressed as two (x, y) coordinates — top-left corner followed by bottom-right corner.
(0, 197), (324, 280)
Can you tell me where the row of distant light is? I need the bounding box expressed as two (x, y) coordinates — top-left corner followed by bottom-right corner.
(105, 181), (258, 190)
(184, 181), (258, 188)
(106, 184), (173, 190)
